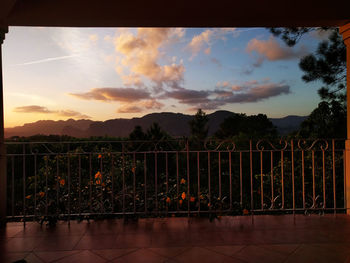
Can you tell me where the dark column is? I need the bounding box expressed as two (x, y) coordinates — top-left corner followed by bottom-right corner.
(0, 27), (8, 227)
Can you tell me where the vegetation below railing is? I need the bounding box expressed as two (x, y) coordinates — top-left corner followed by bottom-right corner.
(5, 138), (346, 225)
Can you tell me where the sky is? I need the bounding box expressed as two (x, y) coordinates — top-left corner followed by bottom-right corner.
(2, 27), (330, 128)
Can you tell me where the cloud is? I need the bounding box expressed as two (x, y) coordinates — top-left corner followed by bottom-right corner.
(69, 87), (151, 102)
(13, 105), (90, 118)
(57, 110), (90, 119)
(187, 28), (237, 59)
(246, 35), (308, 66)
(113, 28), (185, 90)
(116, 99), (164, 113)
(166, 80), (290, 111)
(14, 105), (54, 113)
(89, 34), (98, 43)
(210, 57), (222, 68)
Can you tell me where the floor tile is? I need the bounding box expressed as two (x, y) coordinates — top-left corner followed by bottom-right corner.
(234, 245), (288, 263)
(74, 234), (117, 250)
(92, 248), (138, 260)
(34, 235), (82, 251)
(148, 246), (190, 258)
(173, 246), (242, 263)
(4, 237), (44, 252)
(111, 248), (167, 263)
(114, 233), (152, 248)
(35, 250), (81, 262)
(55, 250), (107, 263)
(285, 244), (350, 263)
(205, 245), (245, 257)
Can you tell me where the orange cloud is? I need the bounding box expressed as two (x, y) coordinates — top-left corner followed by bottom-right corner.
(116, 99), (164, 113)
(69, 87), (151, 102)
(113, 28), (185, 90)
(246, 36), (308, 65)
(187, 28), (236, 59)
(13, 105), (90, 118)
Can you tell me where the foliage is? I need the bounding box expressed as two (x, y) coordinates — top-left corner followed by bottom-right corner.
(215, 113), (277, 139)
(270, 27), (346, 102)
(189, 109), (209, 141)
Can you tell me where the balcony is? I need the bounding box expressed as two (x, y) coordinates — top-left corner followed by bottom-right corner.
(1, 139), (350, 262)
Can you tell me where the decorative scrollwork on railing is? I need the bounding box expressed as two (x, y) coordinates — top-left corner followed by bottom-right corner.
(204, 139), (236, 151)
(297, 139), (329, 151)
(256, 139), (288, 151)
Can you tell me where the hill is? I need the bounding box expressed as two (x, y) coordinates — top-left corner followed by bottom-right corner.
(5, 111), (307, 138)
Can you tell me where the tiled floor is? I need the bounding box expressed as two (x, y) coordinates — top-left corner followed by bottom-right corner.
(2, 214), (350, 262)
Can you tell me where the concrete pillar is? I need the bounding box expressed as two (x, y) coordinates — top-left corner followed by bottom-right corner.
(0, 27), (7, 227)
(340, 23), (350, 214)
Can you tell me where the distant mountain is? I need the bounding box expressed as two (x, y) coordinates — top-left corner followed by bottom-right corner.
(270, 115), (308, 135)
(5, 111), (307, 138)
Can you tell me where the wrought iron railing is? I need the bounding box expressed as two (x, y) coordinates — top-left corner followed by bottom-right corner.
(5, 139), (346, 223)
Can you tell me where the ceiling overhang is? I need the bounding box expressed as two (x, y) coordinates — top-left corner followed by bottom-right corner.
(0, 0), (349, 28)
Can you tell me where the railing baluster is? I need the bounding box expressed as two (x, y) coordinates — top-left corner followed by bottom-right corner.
(322, 149), (326, 209)
(155, 152), (158, 214)
(78, 154), (81, 216)
(56, 155), (59, 216)
(176, 152), (179, 211)
(187, 141), (190, 216)
(100, 153), (103, 213)
(281, 150), (284, 209)
(240, 152), (243, 206)
(111, 154), (114, 213)
(219, 151), (221, 201)
(67, 153), (71, 224)
(122, 149), (125, 215)
(45, 156), (48, 216)
(22, 144), (25, 226)
(344, 149), (346, 210)
(208, 151), (211, 211)
(260, 150), (263, 210)
(291, 140), (295, 212)
(229, 151), (232, 211)
(89, 153), (92, 213)
(332, 140), (336, 212)
(302, 150), (305, 209)
(270, 151), (274, 209)
(166, 152), (169, 215)
(11, 156), (14, 218)
(144, 153), (147, 214)
(250, 140), (253, 212)
(312, 150), (316, 207)
(133, 153), (136, 214)
(197, 151), (200, 213)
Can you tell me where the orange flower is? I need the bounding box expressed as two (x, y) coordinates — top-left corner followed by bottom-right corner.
(25, 195), (32, 199)
(59, 179), (65, 186)
(179, 199), (183, 205)
(39, 191), (45, 198)
(95, 179), (101, 185)
(180, 178), (186, 184)
(98, 154), (102, 159)
(190, 196), (195, 202)
(166, 197), (171, 204)
(243, 209), (249, 215)
(131, 167), (136, 173)
(208, 202), (211, 207)
(95, 171), (102, 179)
(101, 182), (106, 187)
(200, 194), (205, 200)
(181, 192), (186, 200)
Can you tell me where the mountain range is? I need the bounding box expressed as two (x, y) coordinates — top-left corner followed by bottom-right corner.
(5, 111), (307, 138)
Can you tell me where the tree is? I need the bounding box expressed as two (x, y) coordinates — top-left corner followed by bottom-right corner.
(129, 125), (146, 141)
(298, 100), (346, 138)
(146, 122), (169, 140)
(189, 109), (209, 141)
(270, 27), (346, 102)
(215, 113), (277, 139)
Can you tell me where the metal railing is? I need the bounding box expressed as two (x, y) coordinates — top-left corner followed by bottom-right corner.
(5, 139), (346, 223)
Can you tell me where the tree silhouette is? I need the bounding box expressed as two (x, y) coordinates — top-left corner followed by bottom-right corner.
(189, 109), (209, 141)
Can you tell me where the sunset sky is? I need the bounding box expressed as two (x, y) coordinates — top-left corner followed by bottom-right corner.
(2, 27), (329, 127)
